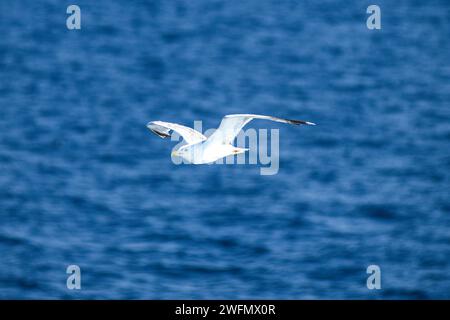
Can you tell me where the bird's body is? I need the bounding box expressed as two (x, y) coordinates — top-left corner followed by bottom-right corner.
(179, 143), (248, 164)
(147, 114), (315, 164)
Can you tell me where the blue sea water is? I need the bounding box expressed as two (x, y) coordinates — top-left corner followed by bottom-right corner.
(0, 0), (449, 299)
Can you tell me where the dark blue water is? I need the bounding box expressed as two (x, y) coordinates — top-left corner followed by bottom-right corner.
(0, 0), (449, 299)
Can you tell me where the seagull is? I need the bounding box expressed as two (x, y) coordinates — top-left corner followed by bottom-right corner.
(147, 114), (315, 164)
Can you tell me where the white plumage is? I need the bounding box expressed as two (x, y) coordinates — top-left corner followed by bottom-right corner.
(147, 114), (315, 164)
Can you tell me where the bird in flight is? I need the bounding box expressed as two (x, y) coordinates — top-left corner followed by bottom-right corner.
(147, 114), (315, 164)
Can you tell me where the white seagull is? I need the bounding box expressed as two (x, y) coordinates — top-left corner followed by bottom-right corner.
(147, 114), (315, 164)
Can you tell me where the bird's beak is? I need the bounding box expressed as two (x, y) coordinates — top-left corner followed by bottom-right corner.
(171, 150), (178, 157)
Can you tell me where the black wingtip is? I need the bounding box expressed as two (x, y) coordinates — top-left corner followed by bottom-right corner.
(288, 119), (316, 126)
(147, 122), (173, 138)
(150, 128), (171, 138)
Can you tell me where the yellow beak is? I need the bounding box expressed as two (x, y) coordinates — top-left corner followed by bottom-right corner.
(171, 150), (178, 157)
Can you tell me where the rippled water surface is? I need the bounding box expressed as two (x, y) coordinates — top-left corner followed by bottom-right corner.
(0, 0), (449, 299)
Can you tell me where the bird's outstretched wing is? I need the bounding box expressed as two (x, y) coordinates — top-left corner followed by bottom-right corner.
(206, 114), (316, 145)
(147, 121), (207, 145)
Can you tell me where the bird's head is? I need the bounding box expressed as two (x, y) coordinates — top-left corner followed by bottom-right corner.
(171, 146), (190, 158)
(171, 145), (200, 163)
